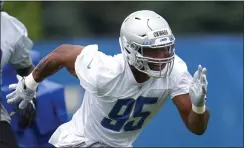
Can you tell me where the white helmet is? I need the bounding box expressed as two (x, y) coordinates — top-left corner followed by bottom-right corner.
(119, 10), (175, 78)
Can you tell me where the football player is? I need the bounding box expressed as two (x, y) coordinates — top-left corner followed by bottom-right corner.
(0, 1), (36, 148)
(6, 10), (210, 147)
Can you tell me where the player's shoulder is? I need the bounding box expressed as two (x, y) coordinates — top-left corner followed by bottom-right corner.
(169, 54), (188, 79)
(75, 44), (125, 93)
(76, 44), (125, 74)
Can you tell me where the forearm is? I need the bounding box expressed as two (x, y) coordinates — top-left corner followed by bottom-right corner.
(188, 105), (210, 135)
(32, 53), (63, 82)
(24, 44), (83, 89)
(24, 52), (65, 90)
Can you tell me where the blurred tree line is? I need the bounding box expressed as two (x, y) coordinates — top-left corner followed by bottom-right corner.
(3, 2), (43, 40)
(3, 1), (243, 40)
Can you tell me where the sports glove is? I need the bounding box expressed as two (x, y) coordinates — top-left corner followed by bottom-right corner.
(18, 98), (36, 129)
(6, 75), (37, 109)
(189, 65), (208, 114)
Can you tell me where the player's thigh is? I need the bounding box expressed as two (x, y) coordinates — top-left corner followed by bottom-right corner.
(0, 121), (19, 148)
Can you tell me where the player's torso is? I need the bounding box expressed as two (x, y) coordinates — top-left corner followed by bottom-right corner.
(97, 68), (171, 133)
(72, 47), (188, 146)
(75, 59), (174, 147)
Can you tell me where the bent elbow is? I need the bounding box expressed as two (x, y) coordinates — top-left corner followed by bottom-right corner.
(193, 130), (205, 136)
(189, 127), (207, 136)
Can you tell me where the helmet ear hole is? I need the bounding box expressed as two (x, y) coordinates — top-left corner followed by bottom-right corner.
(130, 43), (137, 50)
(130, 43), (140, 52)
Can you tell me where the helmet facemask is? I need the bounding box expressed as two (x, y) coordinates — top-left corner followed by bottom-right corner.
(136, 45), (175, 78)
(120, 34), (175, 78)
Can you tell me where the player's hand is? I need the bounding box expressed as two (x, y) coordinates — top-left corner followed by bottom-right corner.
(6, 75), (36, 109)
(18, 98), (36, 129)
(189, 65), (208, 107)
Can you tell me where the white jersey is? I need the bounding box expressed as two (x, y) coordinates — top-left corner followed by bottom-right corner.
(0, 11), (33, 123)
(49, 45), (192, 147)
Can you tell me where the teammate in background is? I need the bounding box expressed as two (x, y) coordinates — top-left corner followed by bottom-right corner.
(6, 10), (210, 147)
(0, 1), (36, 148)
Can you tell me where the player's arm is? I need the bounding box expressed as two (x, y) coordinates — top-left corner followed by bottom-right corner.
(6, 12), (35, 77)
(8, 37), (35, 76)
(6, 16), (37, 128)
(172, 94), (210, 135)
(6, 44), (84, 109)
(171, 65), (210, 135)
(32, 44), (83, 82)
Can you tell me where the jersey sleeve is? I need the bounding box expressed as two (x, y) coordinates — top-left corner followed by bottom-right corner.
(74, 44), (121, 96)
(170, 70), (193, 99)
(2, 12), (33, 69)
(169, 55), (193, 99)
(8, 35), (33, 69)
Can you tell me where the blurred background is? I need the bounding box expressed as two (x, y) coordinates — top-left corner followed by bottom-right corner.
(2, 1), (244, 147)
